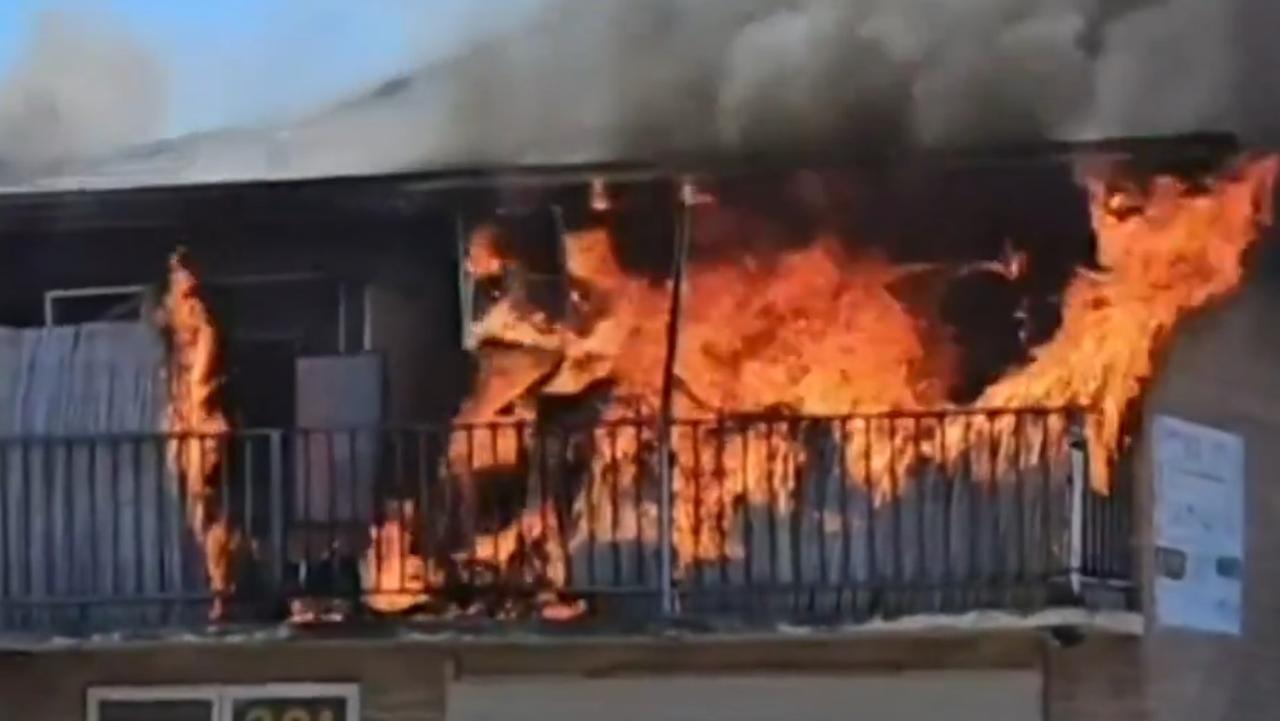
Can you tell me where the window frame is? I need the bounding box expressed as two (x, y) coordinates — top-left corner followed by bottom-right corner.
(219, 683), (361, 721)
(86, 683), (361, 721)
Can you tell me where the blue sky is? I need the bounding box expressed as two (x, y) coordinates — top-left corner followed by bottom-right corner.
(0, 0), (541, 137)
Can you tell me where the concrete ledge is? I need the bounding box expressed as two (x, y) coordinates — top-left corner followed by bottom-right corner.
(0, 607), (1142, 654)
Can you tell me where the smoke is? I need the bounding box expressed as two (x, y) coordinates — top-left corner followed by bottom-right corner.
(0, 12), (166, 169)
(0, 1), (1259, 186)
(1234, 0), (1280, 144)
(395, 0), (1250, 162)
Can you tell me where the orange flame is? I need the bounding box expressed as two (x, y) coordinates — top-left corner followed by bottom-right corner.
(161, 251), (235, 618)
(978, 156), (1279, 487)
(368, 154), (1278, 611)
(361, 499), (441, 613)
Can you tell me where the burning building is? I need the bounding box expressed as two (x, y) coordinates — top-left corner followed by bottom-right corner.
(0, 128), (1275, 720)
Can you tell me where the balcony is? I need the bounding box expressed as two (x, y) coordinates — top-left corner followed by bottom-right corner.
(0, 408), (1134, 639)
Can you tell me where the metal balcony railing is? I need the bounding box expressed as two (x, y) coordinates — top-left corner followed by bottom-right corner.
(0, 408), (1134, 636)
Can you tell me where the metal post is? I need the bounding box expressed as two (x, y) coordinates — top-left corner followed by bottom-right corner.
(456, 215), (477, 351)
(268, 430), (286, 587)
(337, 283), (348, 354)
(362, 284), (374, 352)
(1068, 412), (1088, 598)
(658, 179), (697, 617)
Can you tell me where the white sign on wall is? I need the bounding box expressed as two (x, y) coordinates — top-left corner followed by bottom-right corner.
(1152, 415), (1245, 636)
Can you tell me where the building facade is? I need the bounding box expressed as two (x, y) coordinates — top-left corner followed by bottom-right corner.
(0, 147), (1274, 720)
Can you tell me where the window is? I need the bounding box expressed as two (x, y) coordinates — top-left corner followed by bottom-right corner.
(44, 285), (148, 326)
(87, 684), (359, 721)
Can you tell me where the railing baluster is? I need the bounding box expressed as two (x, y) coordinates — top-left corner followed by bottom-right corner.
(269, 431), (285, 593)
(20, 440), (30, 607)
(487, 425), (500, 571)
(863, 418), (875, 614)
(535, 423), (552, 590)
(508, 424), (524, 590)
(464, 425), (475, 584)
(383, 429), (396, 598)
(715, 421), (728, 596)
(685, 423), (699, 593)
(344, 429), (357, 588)
(1039, 413), (1051, 583)
(1, 440), (12, 619)
(516, 423), (532, 592)
(155, 436), (169, 597)
(789, 419), (804, 616)
(963, 416), (976, 609)
(369, 428), (383, 599)
(242, 434), (255, 565)
(741, 423), (753, 590)
(632, 422), (645, 588)
(896, 417), (906, 609)
(761, 421), (774, 592)
(987, 413), (1001, 606)
(913, 417), (925, 609)
(41, 440), (52, 606)
(609, 423), (621, 588)
(415, 429), (432, 590)
(1014, 412), (1027, 604)
(0, 441), (9, 628)
(220, 434), (233, 608)
(815, 420), (829, 591)
(325, 430), (338, 586)
(555, 425), (573, 592)
(60, 439), (73, 603)
(299, 429), (312, 589)
(131, 438), (143, 598)
(194, 434), (207, 606)
(1121, 456), (1135, 589)
(1099, 470), (1109, 577)
(939, 415), (952, 614)
(442, 428), (457, 582)
(104, 438), (115, 601)
(838, 419), (851, 599)
(1093, 467), (1105, 578)
(1068, 413), (1088, 599)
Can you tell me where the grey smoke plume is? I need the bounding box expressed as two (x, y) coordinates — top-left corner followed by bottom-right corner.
(0, 12), (166, 169)
(387, 0), (1248, 163)
(0, 0), (1260, 191)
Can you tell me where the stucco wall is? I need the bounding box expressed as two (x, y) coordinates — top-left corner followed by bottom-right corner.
(0, 643), (448, 721)
(0, 632), (1155, 721)
(1130, 247), (1280, 721)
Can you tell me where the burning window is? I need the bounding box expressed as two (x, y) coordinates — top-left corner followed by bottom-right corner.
(455, 156), (1279, 467)
(463, 207), (571, 348)
(382, 152), (1276, 617)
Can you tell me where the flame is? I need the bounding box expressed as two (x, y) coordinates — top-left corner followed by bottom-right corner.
(977, 156), (1279, 488)
(366, 154), (1277, 614)
(678, 237), (941, 415)
(161, 250), (235, 619)
(361, 499), (441, 613)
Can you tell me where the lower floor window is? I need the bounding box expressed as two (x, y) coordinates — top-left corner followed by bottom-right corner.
(88, 684), (359, 721)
